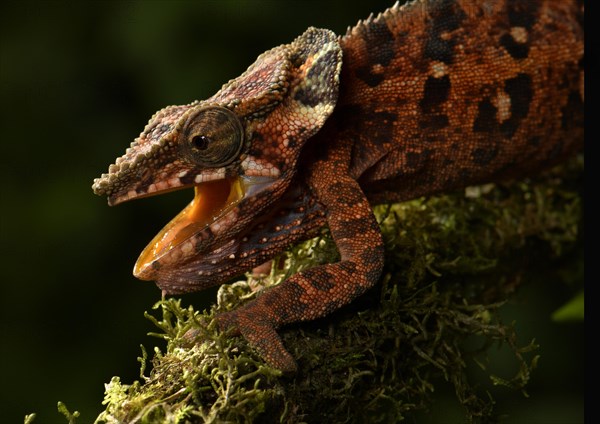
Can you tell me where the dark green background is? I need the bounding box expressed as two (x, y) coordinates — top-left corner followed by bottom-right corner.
(1, 1), (583, 423)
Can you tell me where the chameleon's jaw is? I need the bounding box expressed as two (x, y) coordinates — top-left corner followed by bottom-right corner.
(105, 182), (191, 207)
(133, 175), (275, 281)
(95, 164), (230, 207)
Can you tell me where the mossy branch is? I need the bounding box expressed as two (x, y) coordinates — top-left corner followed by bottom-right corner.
(79, 156), (582, 423)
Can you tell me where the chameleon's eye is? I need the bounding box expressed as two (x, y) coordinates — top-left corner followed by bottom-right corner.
(191, 135), (210, 150)
(182, 106), (244, 168)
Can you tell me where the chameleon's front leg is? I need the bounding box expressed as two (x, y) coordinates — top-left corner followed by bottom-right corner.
(218, 155), (384, 373)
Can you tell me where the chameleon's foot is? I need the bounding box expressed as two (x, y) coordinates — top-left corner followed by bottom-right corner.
(181, 327), (202, 346)
(215, 310), (241, 336)
(217, 309), (297, 374)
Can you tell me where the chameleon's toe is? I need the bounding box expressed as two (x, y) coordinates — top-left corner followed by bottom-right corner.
(237, 313), (298, 374)
(217, 309), (297, 374)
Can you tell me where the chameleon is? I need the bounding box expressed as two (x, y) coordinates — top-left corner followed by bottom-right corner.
(92, 0), (583, 373)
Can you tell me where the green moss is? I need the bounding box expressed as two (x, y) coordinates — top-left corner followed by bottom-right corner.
(58, 402), (80, 424)
(83, 156), (582, 423)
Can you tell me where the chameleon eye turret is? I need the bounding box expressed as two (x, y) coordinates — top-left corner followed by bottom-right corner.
(181, 105), (244, 168)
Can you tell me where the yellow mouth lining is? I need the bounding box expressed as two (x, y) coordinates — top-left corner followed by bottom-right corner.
(134, 177), (244, 278)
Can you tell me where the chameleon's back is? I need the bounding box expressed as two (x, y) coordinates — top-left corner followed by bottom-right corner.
(323, 0), (583, 204)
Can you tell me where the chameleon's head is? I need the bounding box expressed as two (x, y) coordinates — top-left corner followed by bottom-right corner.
(92, 27), (341, 293)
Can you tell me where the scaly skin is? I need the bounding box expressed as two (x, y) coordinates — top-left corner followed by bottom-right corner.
(93, 0), (583, 373)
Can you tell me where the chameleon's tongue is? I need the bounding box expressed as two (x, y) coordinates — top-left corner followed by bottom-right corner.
(134, 177), (244, 279)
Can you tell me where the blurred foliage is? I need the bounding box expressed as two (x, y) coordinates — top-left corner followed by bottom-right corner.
(552, 290), (584, 322)
(57, 402), (81, 424)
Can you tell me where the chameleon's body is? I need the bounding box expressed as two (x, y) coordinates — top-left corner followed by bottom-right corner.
(93, 0), (583, 372)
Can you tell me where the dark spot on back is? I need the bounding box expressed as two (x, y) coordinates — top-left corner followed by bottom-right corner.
(506, 0), (539, 30)
(424, 0), (467, 64)
(500, 33), (529, 59)
(473, 97), (498, 133)
(418, 75), (451, 130)
(359, 20), (396, 67)
(420, 75), (451, 113)
(355, 66), (385, 87)
(472, 147), (498, 165)
(501, 73), (533, 138)
(419, 114), (449, 130)
(428, 0), (467, 33)
(424, 37), (456, 64)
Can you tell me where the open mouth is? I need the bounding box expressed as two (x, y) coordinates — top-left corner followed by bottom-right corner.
(133, 176), (273, 279)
